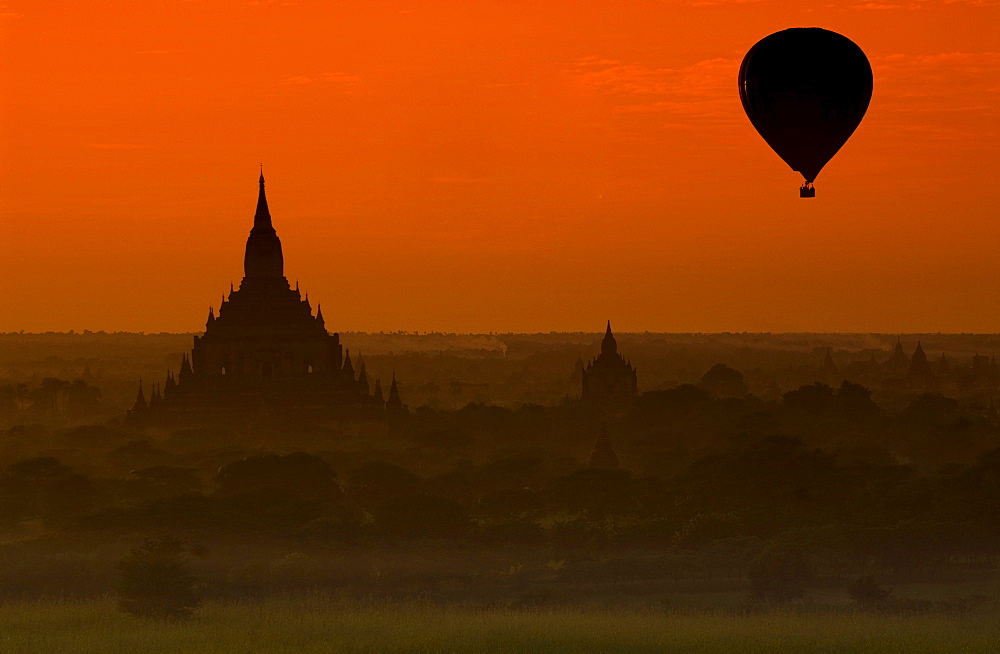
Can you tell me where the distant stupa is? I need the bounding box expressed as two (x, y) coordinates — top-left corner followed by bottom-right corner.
(588, 425), (620, 470)
(908, 342), (934, 379)
(884, 336), (910, 376)
(581, 321), (638, 415)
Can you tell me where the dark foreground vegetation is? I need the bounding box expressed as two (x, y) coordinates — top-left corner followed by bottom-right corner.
(1, 332), (999, 653)
(1, 379), (999, 610)
(3, 595), (999, 654)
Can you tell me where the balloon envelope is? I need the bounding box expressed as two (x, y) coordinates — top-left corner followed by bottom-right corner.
(739, 28), (873, 185)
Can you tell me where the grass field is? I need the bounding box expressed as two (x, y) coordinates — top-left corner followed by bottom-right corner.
(1, 596), (999, 653)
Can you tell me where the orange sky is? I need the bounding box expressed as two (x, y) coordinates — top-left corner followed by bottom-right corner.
(1, 0), (998, 333)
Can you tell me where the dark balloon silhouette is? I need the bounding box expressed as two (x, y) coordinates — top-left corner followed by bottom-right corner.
(739, 28), (873, 197)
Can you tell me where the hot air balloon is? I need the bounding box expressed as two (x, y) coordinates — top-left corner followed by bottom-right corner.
(738, 28), (873, 197)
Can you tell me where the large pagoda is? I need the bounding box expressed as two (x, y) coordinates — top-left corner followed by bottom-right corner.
(128, 172), (403, 427)
(581, 321), (638, 416)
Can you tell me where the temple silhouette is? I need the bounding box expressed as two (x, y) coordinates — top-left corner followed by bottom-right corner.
(582, 321), (638, 416)
(128, 172), (404, 429)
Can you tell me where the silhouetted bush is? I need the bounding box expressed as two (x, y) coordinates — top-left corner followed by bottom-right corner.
(833, 382), (880, 420)
(904, 393), (959, 423)
(107, 440), (173, 472)
(216, 452), (340, 498)
(347, 461), (421, 504)
(632, 385), (710, 425)
(783, 383), (834, 415)
(115, 536), (201, 619)
(747, 543), (812, 603)
(375, 493), (469, 538)
(847, 575), (891, 609)
(699, 364), (747, 398)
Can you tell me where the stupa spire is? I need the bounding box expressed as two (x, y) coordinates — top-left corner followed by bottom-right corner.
(133, 379), (146, 408)
(342, 349), (355, 381)
(588, 424), (620, 470)
(255, 168), (271, 228)
(601, 319), (618, 356)
(387, 372), (403, 412)
(244, 170), (285, 279)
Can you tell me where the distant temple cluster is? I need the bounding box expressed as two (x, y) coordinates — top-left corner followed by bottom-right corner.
(128, 173), (406, 428)
(823, 337), (1000, 396)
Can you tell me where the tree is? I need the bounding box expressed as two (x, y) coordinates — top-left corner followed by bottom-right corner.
(783, 382), (834, 415)
(747, 543), (812, 603)
(5, 456), (95, 525)
(550, 468), (634, 519)
(699, 364), (748, 398)
(375, 493), (469, 539)
(847, 575), (891, 610)
(833, 381), (879, 420)
(116, 536), (201, 619)
(347, 461), (421, 504)
(632, 385), (710, 426)
(216, 452), (340, 499)
(903, 393), (959, 423)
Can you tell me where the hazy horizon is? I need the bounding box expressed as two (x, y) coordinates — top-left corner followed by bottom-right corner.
(7, 328), (1000, 336)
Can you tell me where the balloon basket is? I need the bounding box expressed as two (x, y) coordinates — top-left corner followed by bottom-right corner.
(799, 185), (816, 198)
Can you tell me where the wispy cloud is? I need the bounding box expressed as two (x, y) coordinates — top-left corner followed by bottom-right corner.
(853, 0), (1000, 7)
(476, 82), (531, 89)
(86, 144), (153, 150)
(569, 56), (739, 124)
(0, 0), (20, 18)
(319, 72), (360, 84)
(870, 51), (1000, 138)
(873, 52), (1000, 101)
(281, 71), (360, 92)
(854, 2), (904, 9)
(426, 176), (493, 185)
(681, 0), (762, 4)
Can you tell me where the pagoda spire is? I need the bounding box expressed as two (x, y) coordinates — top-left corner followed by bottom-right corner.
(909, 341), (934, 379)
(244, 170), (284, 279)
(180, 353), (193, 381)
(342, 349), (355, 381)
(126, 378), (148, 424)
(387, 372), (403, 412)
(133, 379), (147, 409)
(588, 424), (620, 470)
(255, 168), (271, 228)
(357, 355), (369, 394)
(823, 347), (837, 374)
(601, 319), (618, 356)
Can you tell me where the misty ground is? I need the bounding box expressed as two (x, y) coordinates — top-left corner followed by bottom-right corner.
(2, 331), (1000, 651)
(3, 595), (999, 654)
